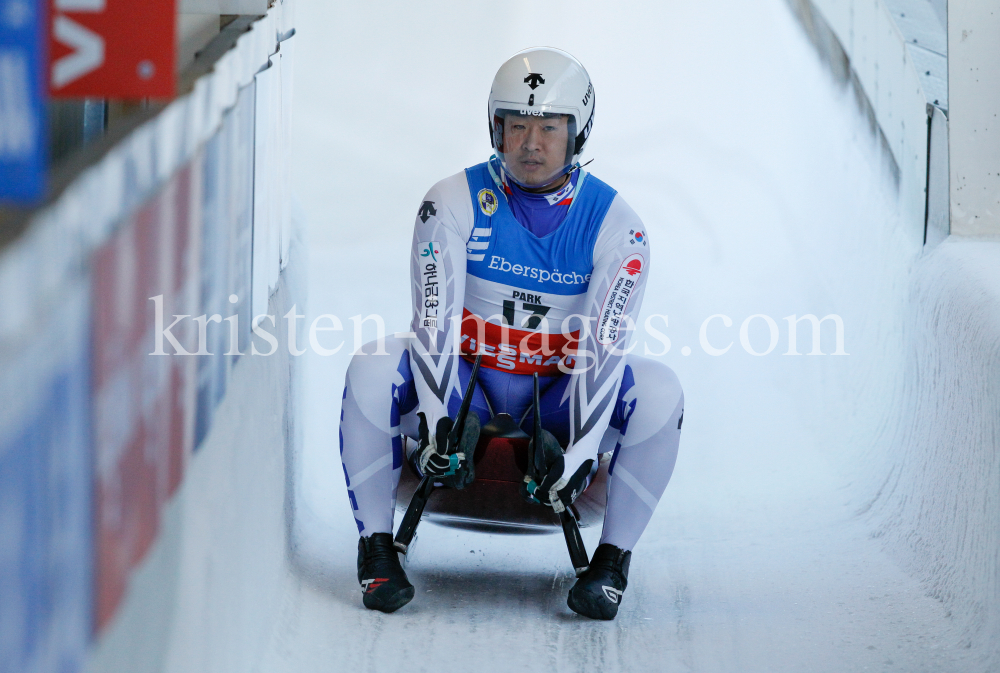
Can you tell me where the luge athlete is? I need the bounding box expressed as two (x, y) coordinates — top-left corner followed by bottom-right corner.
(340, 48), (684, 620)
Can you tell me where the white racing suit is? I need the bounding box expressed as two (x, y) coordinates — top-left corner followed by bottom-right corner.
(340, 159), (683, 551)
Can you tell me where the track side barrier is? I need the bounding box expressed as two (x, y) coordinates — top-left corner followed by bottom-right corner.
(787, 0), (947, 243)
(0, 3), (298, 672)
(789, 0), (1000, 663)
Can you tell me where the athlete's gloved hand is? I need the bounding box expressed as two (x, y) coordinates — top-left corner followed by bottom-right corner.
(416, 411), (480, 490)
(521, 429), (594, 512)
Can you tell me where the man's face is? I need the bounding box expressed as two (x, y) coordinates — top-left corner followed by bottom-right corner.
(502, 114), (570, 188)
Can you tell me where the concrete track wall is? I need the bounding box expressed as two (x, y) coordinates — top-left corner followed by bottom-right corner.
(795, 0), (1000, 667)
(789, 0), (946, 235)
(89, 266), (301, 673)
(863, 240), (1000, 665)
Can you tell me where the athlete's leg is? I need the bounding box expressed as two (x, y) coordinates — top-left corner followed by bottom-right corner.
(340, 336), (418, 536)
(342, 342), (504, 533)
(343, 344), (680, 544)
(512, 356), (682, 540)
(341, 337), (422, 611)
(599, 355), (684, 550)
(565, 357), (682, 619)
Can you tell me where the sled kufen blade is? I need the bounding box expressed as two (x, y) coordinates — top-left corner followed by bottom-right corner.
(561, 508), (589, 576)
(394, 354), (483, 554)
(450, 353), (482, 448)
(532, 373), (544, 480)
(532, 373), (589, 575)
(393, 474), (433, 554)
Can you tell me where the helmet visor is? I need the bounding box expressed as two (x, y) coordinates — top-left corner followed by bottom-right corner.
(492, 104), (579, 189)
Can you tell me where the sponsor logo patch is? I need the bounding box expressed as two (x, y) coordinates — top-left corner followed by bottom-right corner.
(602, 585), (623, 603)
(460, 309), (580, 376)
(361, 578), (389, 594)
(478, 188), (499, 216)
(524, 73), (545, 89)
(418, 200), (436, 223)
(597, 254), (644, 345)
(487, 255), (590, 286)
(418, 241), (443, 328)
(420, 241), (440, 261)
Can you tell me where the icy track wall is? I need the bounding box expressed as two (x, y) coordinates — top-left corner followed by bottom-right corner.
(0, 5), (297, 673)
(791, 0), (1000, 665)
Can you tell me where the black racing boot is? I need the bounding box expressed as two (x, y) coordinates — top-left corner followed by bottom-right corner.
(567, 543), (631, 620)
(357, 533), (415, 613)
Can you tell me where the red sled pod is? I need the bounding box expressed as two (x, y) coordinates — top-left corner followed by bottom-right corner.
(395, 416), (610, 534)
(394, 362), (607, 576)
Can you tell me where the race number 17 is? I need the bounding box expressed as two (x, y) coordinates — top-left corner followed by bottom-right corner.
(502, 301), (551, 330)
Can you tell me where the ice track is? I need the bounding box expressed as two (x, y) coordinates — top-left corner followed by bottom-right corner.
(273, 1), (969, 670)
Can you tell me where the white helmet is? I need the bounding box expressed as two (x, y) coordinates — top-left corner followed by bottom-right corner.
(488, 47), (594, 188)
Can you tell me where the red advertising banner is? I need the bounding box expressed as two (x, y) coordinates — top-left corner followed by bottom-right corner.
(91, 164), (198, 629)
(49, 0), (175, 98)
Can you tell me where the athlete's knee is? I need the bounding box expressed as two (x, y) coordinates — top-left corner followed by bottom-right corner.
(346, 336), (409, 384)
(626, 355), (683, 412)
(614, 356), (683, 446)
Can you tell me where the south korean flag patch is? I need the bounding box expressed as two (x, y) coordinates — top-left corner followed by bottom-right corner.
(626, 229), (647, 246)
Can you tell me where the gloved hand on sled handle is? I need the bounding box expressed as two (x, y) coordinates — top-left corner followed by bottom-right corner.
(520, 428), (594, 512)
(416, 411), (480, 489)
(522, 456), (595, 513)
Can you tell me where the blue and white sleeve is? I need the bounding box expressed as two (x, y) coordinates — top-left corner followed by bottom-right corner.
(407, 173), (475, 431)
(561, 194), (651, 477)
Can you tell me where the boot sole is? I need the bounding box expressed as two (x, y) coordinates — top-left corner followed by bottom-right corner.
(567, 587), (619, 620)
(363, 585), (415, 613)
